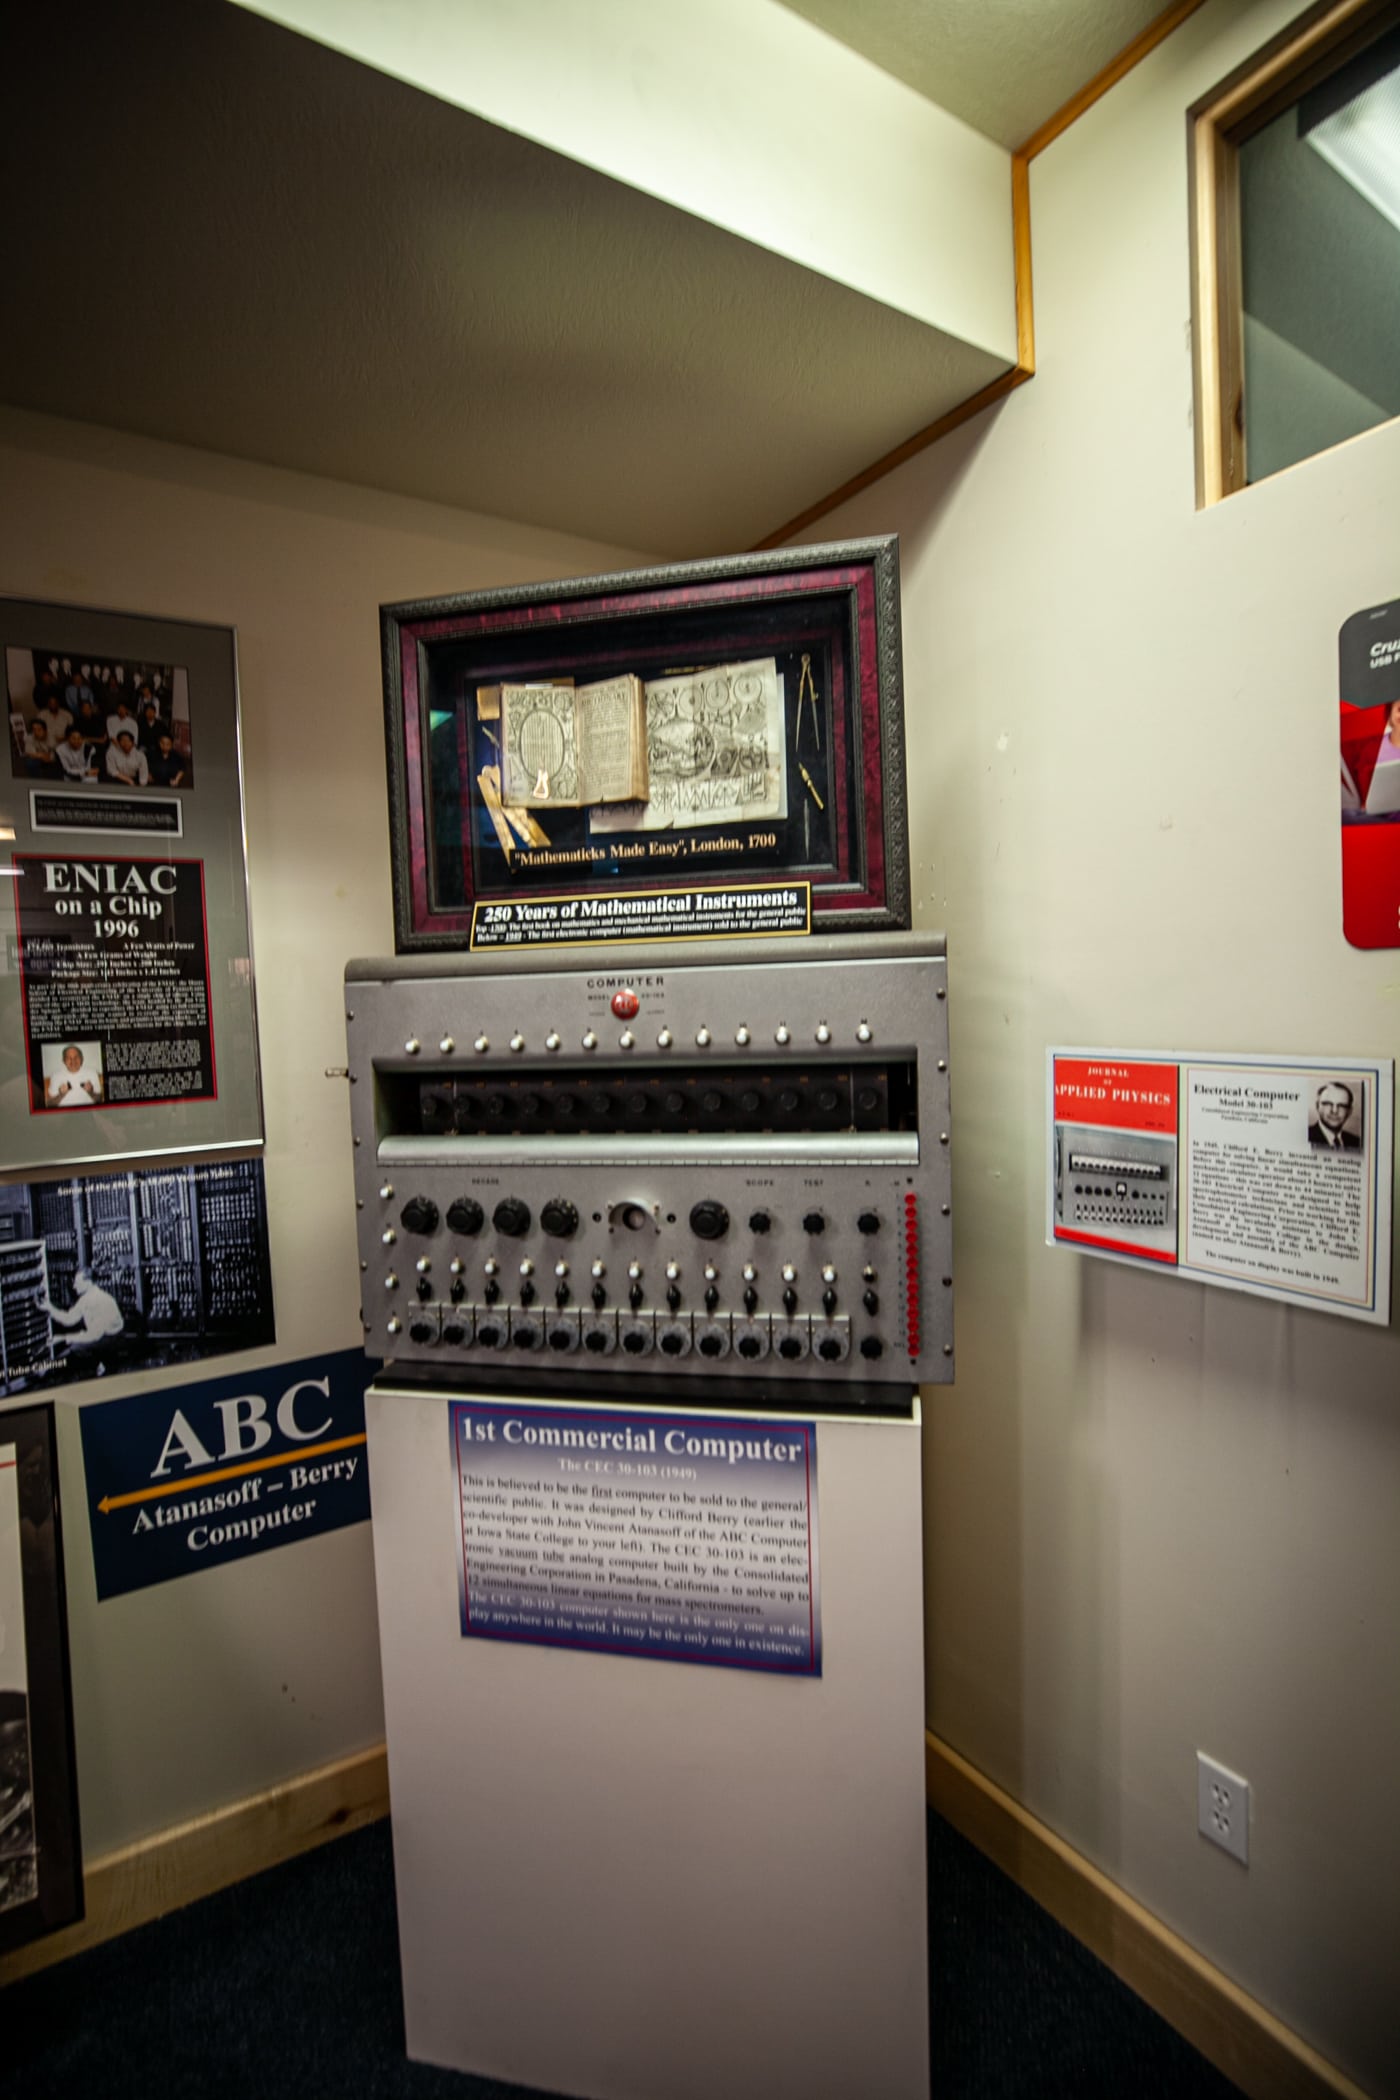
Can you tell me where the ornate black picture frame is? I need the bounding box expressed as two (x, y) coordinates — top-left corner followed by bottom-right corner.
(380, 537), (910, 950)
(0, 1401), (82, 1954)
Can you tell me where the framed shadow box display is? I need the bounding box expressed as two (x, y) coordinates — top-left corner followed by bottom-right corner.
(0, 1402), (82, 1955)
(381, 537), (910, 951)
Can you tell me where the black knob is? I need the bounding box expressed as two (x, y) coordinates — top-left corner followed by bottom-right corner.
(629, 1283), (644, 1311)
(484, 1279), (500, 1305)
(400, 1196), (439, 1235)
(857, 1211), (881, 1235)
(743, 1286), (758, 1314)
(782, 1287), (798, 1314)
(860, 1336), (884, 1360)
(442, 1321), (466, 1346)
(555, 1283), (571, 1308)
(666, 1284), (682, 1313)
(519, 1280), (536, 1307)
(493, 1197), (531, 1237)
(689, 1200), (730, 1241)
(749, 1211), (772, 1234)
(704, 1285), (719, 1313)
(663, 1090), (686, 1116)
(701, 1090), (724, 1115)
(548, 1327), (573, 1351)
(485, 1093), (507, 1118)
(478, 1321), (502, 1348)
(416, 1277), (433, 1301)
(737, 1334), (762, 1359)
(698, 1333), (724, 1357)
(739, 1090), (761, 1115)
(554, 1091), (577, 1118)
(623, 1330), (648, 1355)
(409, 1319), (436, 1344)
(540, 1198), (579, 1238)
(778, 1335), (803, 1360)
(513, 1327), (537, 1349)
(802, 1211), (826, 1235)
(584, 1329), (609, 1353)
(660, 1331), (685, 1356)
(821, 1288), (837, 1316)
(446, 1197), (484, 1236)
(591, 1283), (607, 1310)
(818, 1336), (843, 1362)
(863, 1289), (879, 1315)
(450, 1279), (465, 1304)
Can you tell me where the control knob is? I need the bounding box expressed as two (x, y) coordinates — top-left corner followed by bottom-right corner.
(857, 1210), (881, 1236)
(400, 1195), (439, 1235)
(749, 1210), (772, 1234)
(860, 1337), (884, 1360)
(446, 1197), (485, 1236)
(689, 1200), (730, 1241)
(802, 1211), (826, 1235)
(409, 1317), (436, 1344)
(493, 1197), (531, 1237)
(540, 1198), (579, 1238)
(817, 1335), (843, 1362)
(777, 1334), (803, 1360)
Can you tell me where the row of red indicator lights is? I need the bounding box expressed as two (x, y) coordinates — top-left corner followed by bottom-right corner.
(904, 1192), (920, 1358)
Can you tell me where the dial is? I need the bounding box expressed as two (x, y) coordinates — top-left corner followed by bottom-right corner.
(400, 1195), (439, 1235)
(689, 1199), (730, 1241)
(540, 1198), (579, 1238)
(493, 1197), (531, 1237)
(446, 1197), (485, 1236)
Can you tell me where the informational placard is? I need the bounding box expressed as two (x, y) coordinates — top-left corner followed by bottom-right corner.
(450, 1401), (821, 1674)
(80, 1348), (370, 1599)
(2, 599), (262, 1172)
(1048, 1049), (1393, 1322)
(470, 880), (811, 949)
(0, 1158), (274, 1398)
(15, 853), (214, 1112)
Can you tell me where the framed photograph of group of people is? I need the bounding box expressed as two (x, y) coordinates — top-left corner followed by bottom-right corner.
(0, 597), (263, 1178)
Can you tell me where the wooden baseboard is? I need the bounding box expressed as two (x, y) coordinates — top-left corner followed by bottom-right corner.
(0, 1741), (389, 1988)
(926, 1733), (1371, 2100)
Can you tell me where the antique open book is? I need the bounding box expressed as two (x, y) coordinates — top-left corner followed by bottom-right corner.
(484, 675), (649, 809)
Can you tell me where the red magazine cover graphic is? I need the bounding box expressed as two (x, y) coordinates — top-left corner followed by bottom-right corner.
(1052, 1058), (1179, 1264)
(1339, 595), (1400, 949)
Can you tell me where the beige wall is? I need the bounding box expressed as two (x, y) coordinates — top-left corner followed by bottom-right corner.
(0, 405), (648, 1854)
(792, 3), (1400, 2093)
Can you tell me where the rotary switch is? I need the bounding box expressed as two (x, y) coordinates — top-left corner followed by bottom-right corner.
(446, 1197), (485, 1236)
(400, 1195), (439, 1235)
(540, 1198), (579, 1238)
(493, 1197), (531, 1238)
(689, 1200), (730, 1241)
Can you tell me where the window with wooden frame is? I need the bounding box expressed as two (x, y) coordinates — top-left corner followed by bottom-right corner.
(1191, 0), (1400, 502)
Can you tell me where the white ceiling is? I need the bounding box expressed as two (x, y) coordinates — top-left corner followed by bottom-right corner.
(2, 0), (1171, 557)
(776, 0), (1170, 149)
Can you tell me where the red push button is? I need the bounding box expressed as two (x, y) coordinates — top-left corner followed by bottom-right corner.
(611, 990), (640, 1019)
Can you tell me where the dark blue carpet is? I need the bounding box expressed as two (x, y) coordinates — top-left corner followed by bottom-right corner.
(5, 1811), (1243, 2097)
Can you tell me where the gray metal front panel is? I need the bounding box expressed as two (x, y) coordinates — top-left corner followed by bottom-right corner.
(345, 934), (953, 1389)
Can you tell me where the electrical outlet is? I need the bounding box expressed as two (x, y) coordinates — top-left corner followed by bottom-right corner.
(1197, 1752), (1249, 1865)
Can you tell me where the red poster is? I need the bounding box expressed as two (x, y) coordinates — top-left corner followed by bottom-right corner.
(1339, 595), (1400, 948)
(1051, 1057), (1180, 1263)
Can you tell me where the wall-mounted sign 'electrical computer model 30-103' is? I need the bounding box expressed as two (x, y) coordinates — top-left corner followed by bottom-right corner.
(344, 932), (952, 1394)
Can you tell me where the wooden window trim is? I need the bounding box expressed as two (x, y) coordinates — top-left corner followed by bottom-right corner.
(1190, 0), (1400, 505)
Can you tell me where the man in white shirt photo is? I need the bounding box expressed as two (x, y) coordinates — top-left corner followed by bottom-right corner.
(106, 729), (149, 786)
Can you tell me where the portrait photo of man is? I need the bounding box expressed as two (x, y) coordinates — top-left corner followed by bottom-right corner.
(1308, 1079), (1364, 1153)
(40, 1040), (105, 1109)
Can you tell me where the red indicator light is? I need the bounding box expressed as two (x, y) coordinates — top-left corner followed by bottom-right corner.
(610, 990), (640, 1019)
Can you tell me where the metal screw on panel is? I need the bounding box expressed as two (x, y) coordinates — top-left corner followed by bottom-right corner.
(940, 1132), (949, 1145)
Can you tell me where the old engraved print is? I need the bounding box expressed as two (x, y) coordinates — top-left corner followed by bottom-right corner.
(592, 657), (787, 833)
(500, 684), (580, 807)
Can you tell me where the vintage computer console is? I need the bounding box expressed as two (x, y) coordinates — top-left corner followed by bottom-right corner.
(345, 932), (953, 1389)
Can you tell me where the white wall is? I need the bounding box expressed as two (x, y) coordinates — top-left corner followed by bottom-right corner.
(794, 4), (1400, 2093)
(0, 406), (649, 1854)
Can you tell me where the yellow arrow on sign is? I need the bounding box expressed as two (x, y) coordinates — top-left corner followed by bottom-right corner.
(97, 1432), (367, 1514)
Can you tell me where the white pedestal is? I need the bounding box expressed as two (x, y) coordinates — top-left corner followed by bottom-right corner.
(367, 1384), (929, 2100)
